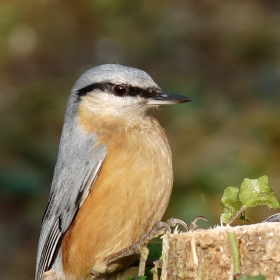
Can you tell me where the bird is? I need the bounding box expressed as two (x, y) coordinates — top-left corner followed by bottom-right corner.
(35, 64), (191, 280)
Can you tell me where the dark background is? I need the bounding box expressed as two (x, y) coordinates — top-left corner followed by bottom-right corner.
(1, 1), (280, 279)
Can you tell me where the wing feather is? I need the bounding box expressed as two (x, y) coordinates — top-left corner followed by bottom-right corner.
(35, 134), (107, 280)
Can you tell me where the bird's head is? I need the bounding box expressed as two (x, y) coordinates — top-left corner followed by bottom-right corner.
(70, 64), (191, 119)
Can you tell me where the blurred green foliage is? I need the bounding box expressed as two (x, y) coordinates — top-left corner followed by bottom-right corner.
(1, 1), (280, 279)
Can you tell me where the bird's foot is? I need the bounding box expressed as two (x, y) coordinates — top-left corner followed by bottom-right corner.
(104, 221), (171, 273)
(105, 217), (207, 277)
(152, 260), (162, 280)
(188, 215), (208, 231)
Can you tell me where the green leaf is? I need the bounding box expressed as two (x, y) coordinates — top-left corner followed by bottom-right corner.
(147, 243), (162, 260)
(239, 176), (280, 209)
(220, 186), (243, 224)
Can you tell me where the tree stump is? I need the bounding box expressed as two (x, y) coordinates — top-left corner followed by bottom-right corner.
(160, 222), (280, 280)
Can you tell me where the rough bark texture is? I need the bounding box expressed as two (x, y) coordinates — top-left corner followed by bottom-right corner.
(160, 222), (280, 280)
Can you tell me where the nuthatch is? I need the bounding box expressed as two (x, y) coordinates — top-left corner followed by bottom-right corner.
(35, 64), (191, 280)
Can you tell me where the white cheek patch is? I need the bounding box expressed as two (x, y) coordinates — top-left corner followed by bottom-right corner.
(80, 92), (148, 117)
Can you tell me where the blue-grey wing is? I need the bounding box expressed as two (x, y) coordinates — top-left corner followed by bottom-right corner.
(35, 134), (107, 280)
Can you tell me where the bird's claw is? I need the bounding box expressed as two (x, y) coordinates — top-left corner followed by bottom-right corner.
(188, 215), (208, 231)
(155, 221), (172, 233)
(165, 216), (208, 233)
(262, 213), (280, 223)
(165, 217), (189, 232)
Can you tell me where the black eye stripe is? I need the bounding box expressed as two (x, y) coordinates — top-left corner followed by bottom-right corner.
(77, 83), (159, 99)
(77, 83), (108, 97)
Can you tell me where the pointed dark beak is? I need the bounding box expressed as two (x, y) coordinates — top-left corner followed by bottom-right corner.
(147, 91), (192, 105)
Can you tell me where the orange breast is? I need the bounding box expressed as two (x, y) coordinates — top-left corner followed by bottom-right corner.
(61, 111), (173, 280)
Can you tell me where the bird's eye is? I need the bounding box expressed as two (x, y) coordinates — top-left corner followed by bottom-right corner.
(113, 85), (127, 96)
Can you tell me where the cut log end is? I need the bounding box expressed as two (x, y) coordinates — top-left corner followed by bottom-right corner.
(161, 222), (280, 280)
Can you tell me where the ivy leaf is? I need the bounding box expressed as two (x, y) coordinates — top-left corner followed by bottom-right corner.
(220, 176), (280, 224)
(220, 186), (243, 224)
(239, 176), (280, 209)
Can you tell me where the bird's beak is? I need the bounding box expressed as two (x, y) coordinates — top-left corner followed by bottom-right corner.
(147, 91), (192, 105)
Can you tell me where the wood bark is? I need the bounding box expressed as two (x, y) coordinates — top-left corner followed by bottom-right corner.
(160, 222), (280, 280)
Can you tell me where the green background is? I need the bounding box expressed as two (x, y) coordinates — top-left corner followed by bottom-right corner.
(1, 1), (280, 279)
